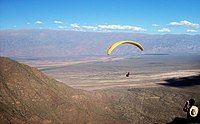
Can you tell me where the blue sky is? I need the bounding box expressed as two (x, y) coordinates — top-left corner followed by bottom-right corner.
(0, 0), (200, 34)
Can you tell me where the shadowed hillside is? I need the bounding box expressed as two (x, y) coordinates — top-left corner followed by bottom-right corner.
(0, 57), (124, 124)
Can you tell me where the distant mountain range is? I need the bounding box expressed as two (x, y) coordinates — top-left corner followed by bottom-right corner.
(0, 29), (200, 58)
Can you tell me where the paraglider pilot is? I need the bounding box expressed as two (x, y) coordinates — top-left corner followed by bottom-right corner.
(126, 72), (130, 77)
(183, 98), (199, 122)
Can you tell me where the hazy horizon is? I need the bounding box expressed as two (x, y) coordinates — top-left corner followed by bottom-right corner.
(1, 29), (200, 59)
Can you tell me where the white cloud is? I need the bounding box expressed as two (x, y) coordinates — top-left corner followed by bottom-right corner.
(54, 20), (63, 24)
(70, 23), (80, 29)
(169, 22), (181, 26)
(186, 29), (197, 33)
(35, 20), (43, 24)
(169, 20), (199, 28)
(152, 24), (159, 27)
(158, 28), (171, 33)
(27, 22), (30, 25)
(70, 24), (97, 31)
(70, 23), (146, 32)
(97, 24), (146, 31)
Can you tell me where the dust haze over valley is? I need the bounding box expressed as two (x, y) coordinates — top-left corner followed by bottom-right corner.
(1, 30), (200, 57)
(1, 29), (200, 90)
(1, 30), (200, 123)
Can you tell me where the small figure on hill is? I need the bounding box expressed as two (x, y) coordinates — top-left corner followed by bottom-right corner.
(126, 72), (130, 77)
(183, 98), (199, 123)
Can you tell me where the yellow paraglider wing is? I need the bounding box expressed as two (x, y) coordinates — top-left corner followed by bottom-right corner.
(107, 40), (144, 55)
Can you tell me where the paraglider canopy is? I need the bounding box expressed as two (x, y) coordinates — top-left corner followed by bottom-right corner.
(107, 40), (144, 55)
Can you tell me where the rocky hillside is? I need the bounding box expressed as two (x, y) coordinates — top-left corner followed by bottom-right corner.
(1, 57), (200, 123)
(0, 57), (123, 124)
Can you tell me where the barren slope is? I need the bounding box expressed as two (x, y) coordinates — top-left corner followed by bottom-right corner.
(0, 57), (124, 124)
(1, 57), (200, 124)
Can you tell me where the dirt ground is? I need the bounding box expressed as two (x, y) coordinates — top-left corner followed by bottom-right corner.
(17, 57), (200, 123)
